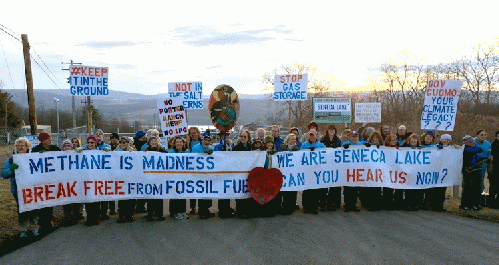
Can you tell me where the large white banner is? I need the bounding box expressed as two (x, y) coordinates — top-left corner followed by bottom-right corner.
(272, 146), (463, 191)
(274, 74), (308, 101)
(69, 65), (109, 96)
(14, 147), (463, 212)
(421, 79), (463, 131)
(14, 151), (266, 213)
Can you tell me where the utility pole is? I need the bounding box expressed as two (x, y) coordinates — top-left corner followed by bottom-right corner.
(21, 34), (37, 135)
(81, 96), (92, 136)
(62, 60), (82, 129)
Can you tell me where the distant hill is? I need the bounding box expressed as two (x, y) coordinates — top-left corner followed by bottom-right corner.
(4, 89), (278, 127)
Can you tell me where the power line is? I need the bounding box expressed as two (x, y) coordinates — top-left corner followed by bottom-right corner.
(0, 24), (67, 92)
(31, 48), (66, 88)
(0, 24), (22, 43)
(0, 33), (16, 89)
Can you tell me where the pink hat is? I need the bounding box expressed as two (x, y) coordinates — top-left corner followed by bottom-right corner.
(87, 135), (98, 143)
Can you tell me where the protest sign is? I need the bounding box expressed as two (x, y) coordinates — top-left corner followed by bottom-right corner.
(274, 74), (307, 101)
(14, 151), (267, 212)
(355, 103), (381, 123)
(22, 134), (40, 147)
(168, 82), (203, 109)
(208, 84), (239, 132)
(157, 94), (188, 137)
(247, 167), (283, 205)
(421, 79), (463, 131)
(69, 65), (109, 96)
(272, 146), (462, 191)
(313, 98), (351, 123)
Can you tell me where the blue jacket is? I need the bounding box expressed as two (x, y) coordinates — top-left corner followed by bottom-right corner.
(169, 149), (190, 153)
(274, 136), (284, 152)
(191, 143), (214, 153)
(2, 157), (16, 194)
(301, 141), (326, 150)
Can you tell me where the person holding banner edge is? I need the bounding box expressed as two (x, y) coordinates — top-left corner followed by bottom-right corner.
(192, 131), (215, 219)
(2, 138), (40, 237)
(31, 132), (60, 231)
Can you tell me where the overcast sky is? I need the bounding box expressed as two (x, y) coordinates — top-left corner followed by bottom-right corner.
(1, 0), (498, 99)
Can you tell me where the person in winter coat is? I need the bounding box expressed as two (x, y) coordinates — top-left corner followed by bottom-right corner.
(475, 130), (492, 204)
(320, 125), (342, 211)
(232, 130), (257, 218)
(168, 136), (190, 220)
(280, 133), (300, 215)
(461, 135), (486, 211)
(271, 125), (284, 152)
(2, 138), (39, 238)
(31, 132), (60, 231)
(143, 137), (167, 221)
(133, 130), (148, 213)
(301, 129), (326, 214)
(115, 137), (137, 223)
(214, 131), (235, 218)
(490, 131), (499, 209)
(192, 132), (215, 218)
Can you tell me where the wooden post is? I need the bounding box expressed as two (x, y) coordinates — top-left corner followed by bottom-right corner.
(21, 34), (37, 135)
(86, 96), (92, 135)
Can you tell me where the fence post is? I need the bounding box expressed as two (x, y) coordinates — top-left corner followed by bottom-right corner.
(453, 185), (460, 197)
(6, 133), (10, 144)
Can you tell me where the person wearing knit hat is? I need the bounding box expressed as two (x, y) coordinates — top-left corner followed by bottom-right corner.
(251, 138), (263, 151)
(461, 134), (485, 211)
(300, 121), (323, 144)
(191, 133), (215, 219)
(31, 131), (61, 231)
(421, 131), (437, 148)
(396, 125), (411, 146)
(61, 139), (73, 151)
(440, 134), (452, 146)
(109, 132), (120, 151)
(301, 127), (326, 214)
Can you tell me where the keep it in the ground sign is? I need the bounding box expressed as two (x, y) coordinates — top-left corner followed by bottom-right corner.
(69, 65), (109, 96)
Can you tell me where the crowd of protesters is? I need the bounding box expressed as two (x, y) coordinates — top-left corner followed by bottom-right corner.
(3, 122), (499, 238)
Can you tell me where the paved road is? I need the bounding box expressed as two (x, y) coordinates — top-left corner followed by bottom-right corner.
(2, 210), (498, 264)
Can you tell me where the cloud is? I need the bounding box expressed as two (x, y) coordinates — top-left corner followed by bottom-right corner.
(172, 25), (295, 46)
(76, 41), (138, 49)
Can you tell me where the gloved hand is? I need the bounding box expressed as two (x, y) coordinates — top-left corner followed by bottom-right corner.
(343, 144), (350, 149)
(76, 147), (84, 153)
(364, 143), (371, 147)
(268, 150), (276, 155)
(309, 147), (315, 151)
(204, 148), (213, 155)
(103, 147), (111, 152)
(39, 150), (45, 154)
(376, 144), (380, 149)
(10, 163), (19, 170)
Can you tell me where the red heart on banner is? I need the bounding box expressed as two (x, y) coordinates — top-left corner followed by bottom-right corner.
(247, 167), (283, 205)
